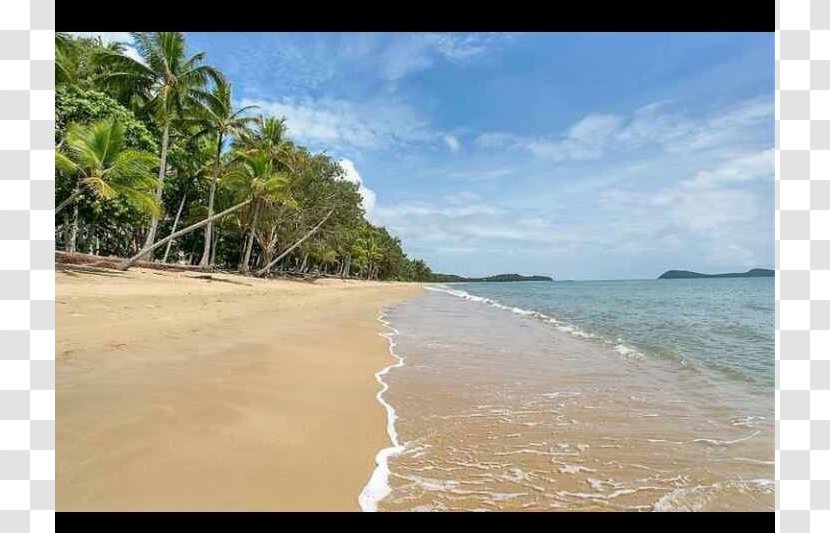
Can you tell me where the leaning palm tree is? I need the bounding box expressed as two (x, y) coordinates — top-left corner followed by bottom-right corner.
(225, 152), (296, 274)
(97, 32), (223, 257)
(189, 78), (257, 268)
(55, 119), (160, 253)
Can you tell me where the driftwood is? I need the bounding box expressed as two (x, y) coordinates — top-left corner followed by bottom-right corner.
(56, 251), (205, 272)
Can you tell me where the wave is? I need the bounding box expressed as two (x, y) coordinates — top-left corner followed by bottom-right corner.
(652, 479), (774, 511)
(425, 286), (647, 362)
(425, 285), (768, 386)
(358, 312), (407, 512)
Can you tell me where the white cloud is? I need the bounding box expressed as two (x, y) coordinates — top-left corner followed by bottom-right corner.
(239, 96), (456, 155)
(379, 144), (772, 273)
(446, 167), (513, 180)
(683, 149), (774, 189)
(475, 96), (773, 163)
(369, 33), (514, 83)
(338, 159), (377, 221)
(526, 113), (623, 161)
(444, 135), (461, 152)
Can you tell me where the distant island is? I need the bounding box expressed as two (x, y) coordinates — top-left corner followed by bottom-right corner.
(658, 268), (774, 279)
(432, 273), (554, 283)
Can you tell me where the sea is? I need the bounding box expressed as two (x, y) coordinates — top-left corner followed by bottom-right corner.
(363, 277), (774, 512)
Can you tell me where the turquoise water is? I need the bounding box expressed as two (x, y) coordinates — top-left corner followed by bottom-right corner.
(453, 278), (774, 389)
(378, 278), (775, 511)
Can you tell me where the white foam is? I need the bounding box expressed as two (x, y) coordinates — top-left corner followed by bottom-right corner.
(426, 286), (612, 349)
(652, 479), (774, 511)
(358, 312), (406, 512)
(614, 344), (644, 359)
(730, 415), (767, 428)
(690, 430), (761, 447)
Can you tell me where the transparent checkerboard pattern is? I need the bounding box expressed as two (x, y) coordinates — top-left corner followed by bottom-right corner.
(778, 1), (830, 532)
(0, 1), (56, 532)
(0, 0), (827, 528)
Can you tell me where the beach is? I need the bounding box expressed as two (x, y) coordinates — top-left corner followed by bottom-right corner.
(377, 283), (774, 511)
(56, 265), (422, 510)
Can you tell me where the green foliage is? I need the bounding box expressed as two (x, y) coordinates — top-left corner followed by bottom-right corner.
(54, 32), (434, 281)
(56, 86), (158, 152)
(57, 119), (161, 216)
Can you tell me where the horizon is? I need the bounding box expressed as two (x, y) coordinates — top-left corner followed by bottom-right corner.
(72, 32), (775, 279)
(435, 265), (775, 282)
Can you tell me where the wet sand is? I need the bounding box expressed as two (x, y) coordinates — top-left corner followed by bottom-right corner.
(56, 266), (422, 510)
(379, 290), (774, 511)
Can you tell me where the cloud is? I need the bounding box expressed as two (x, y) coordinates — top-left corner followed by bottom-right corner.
(338, 159), (377, 221)
(366, 33), (514, 83)
(474, 96), (773, 163)
(239, 96), (461, 156)
(682, 149), (774, 189)
(446, 167), (514, 180)
(444, 135), (461, 152)
(378, 145), (773, 274)
(240, 96), (432, 153)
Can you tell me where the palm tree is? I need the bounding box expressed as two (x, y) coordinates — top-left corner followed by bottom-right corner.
(97, 32), (223, 257)
(226, 152), (296, 273)
(55, 119), (160, 253)
(235, 115), (295, 171)
(352, 229), (384, 280)
(189, 78), (257, 268)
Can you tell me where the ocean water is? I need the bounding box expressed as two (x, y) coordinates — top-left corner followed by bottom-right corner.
(370, 278), (774, 511)
(450, 278), (774, 389)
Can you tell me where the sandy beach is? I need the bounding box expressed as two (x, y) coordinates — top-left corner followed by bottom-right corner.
(56, 265), (422, 510)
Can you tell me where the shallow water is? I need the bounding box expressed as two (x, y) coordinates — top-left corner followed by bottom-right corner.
(376, 280), (773, 511)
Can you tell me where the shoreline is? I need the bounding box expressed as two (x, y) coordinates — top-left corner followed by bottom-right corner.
(358, 312), (405, 511)
(56, 265), (423, 510)
(374, 284), (773, 511)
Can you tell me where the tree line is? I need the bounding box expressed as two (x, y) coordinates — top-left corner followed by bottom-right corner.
(55, 32), (437, 282)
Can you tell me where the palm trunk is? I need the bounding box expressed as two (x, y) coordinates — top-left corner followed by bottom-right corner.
(66, 184), (81, 253)
(56, 185), (83, 215)
(239, 201), (260, 274)
(200, 136), (223, 268)
(162, 192), (187, 263)
(139, 119), (170, 260)
(254, 209), (335, 276)
(210, 227), (219, 266)
(342, 254), (351, 278)
(118, 199), (251, 271)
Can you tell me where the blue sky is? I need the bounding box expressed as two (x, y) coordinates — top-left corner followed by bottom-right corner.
(80, 32), (775, 279)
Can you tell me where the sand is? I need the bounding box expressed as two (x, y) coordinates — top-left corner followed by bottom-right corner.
(56, 265), (423, 511)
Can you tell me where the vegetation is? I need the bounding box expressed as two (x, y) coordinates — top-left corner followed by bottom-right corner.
(658, 269), (774, 279)
(55, 32), (437, 282)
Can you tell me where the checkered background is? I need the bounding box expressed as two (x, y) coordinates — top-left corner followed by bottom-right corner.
(0, 0), (826, 529)
(777, 0), (830, 531)
(0, 1), (56, 532)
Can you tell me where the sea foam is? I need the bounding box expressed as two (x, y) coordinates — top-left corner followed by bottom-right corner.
(425, 285), (648, 358)
(358, 312), (406, 512)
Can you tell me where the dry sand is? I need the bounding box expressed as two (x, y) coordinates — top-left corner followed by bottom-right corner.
(56, 265), (423, 510)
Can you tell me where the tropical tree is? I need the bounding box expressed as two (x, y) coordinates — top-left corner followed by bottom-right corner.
(54, 32), (436, 280)
(55, 119), (160, 253)
(189, 78), (257, 268)
(226, 152), (296, 273)
(97, 32), (223, 255)
(352, 228), (385, 280)
(235, 115), (294, 171)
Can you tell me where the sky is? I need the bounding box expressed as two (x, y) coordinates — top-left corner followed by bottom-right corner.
(76, 32), (775, 280)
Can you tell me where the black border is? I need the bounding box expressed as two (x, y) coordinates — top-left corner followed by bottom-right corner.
(59, 511), (773, 527)
(58, 1), (774, 32)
